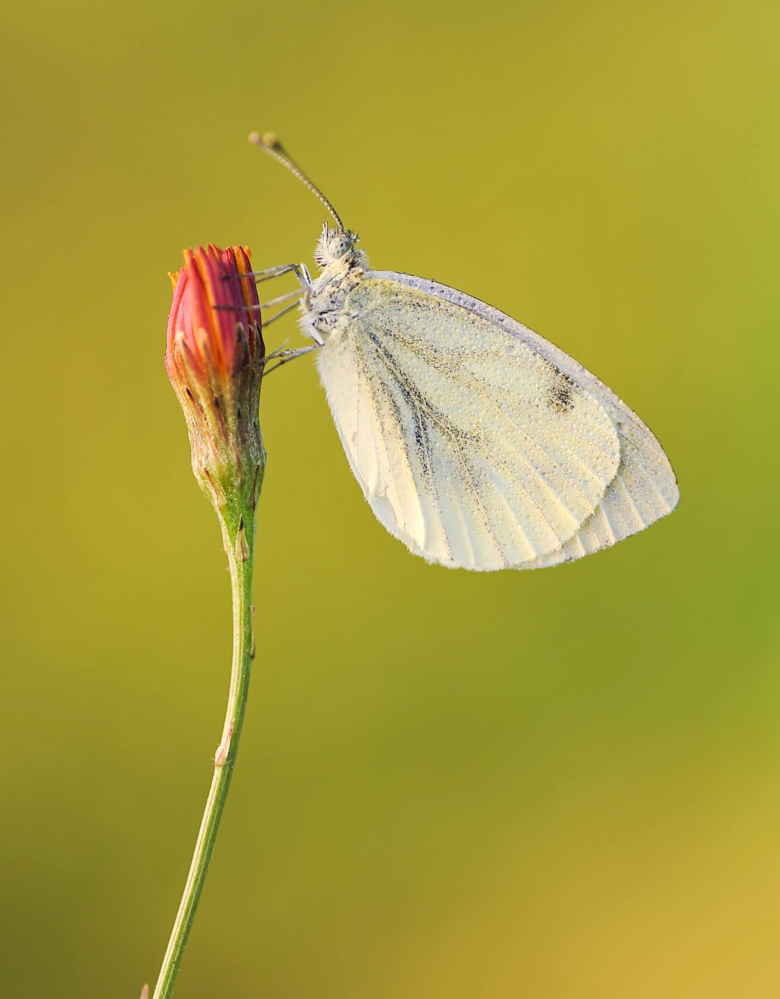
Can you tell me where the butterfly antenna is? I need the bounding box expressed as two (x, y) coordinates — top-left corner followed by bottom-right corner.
(249, 131), (345, 233)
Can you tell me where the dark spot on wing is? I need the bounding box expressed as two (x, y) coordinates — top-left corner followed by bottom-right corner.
(548, 368), (576, 414)
(413, 413), (425, 454)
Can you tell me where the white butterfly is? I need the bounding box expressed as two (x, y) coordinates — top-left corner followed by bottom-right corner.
(251, 133), (679, 571)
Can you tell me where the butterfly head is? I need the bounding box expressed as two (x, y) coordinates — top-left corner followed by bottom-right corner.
(314, 225), (364, 269)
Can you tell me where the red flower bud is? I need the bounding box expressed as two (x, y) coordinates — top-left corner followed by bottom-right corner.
(166, 245), (265, 514)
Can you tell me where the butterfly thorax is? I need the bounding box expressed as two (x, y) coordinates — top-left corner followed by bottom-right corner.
(299, 225), (368, 342)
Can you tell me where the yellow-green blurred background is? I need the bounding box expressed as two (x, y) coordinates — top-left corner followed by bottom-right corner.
(2, 0), (779, 996)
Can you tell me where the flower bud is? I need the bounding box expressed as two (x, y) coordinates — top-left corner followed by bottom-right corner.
(166, 245), (265, 515)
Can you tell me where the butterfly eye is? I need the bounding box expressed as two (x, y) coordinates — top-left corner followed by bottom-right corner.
(328, 236), (351, 258)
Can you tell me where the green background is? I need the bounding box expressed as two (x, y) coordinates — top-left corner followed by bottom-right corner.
(2, 0), (779, 995)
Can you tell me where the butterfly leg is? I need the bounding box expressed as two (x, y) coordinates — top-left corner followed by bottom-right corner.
(241, 262), (313, 291)
(215, 273), (307, 327)
(258, 289), (303, 310)
(261, 344), (321, 377)
(213, 289), (302, 318)
(262, 299), (301, 327)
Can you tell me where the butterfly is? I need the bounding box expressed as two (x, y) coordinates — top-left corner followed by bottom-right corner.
(250, 132), (679, 571)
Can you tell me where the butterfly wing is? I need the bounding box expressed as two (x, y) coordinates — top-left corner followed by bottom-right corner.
(316, 271), (678, 570)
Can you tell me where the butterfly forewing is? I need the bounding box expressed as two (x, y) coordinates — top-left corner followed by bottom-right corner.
(317, 275), (639, 570)
(354, 271), (680, 569)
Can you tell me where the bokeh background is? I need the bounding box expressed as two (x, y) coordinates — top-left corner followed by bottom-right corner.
(2, 0), (779, 996)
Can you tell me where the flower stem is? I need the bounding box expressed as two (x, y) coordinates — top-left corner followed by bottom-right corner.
(151, 505), (256, 999)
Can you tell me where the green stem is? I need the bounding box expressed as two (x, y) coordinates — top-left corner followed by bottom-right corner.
(151, 507), (256, 999)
